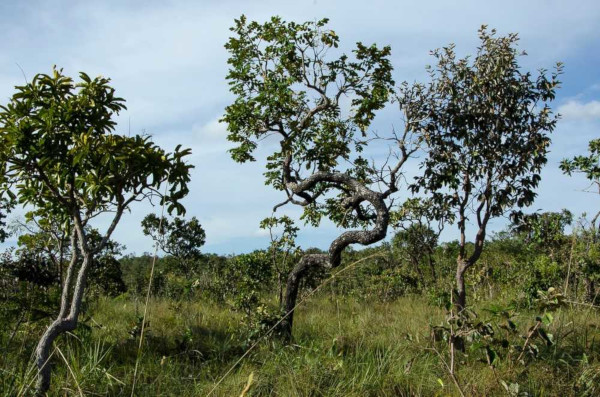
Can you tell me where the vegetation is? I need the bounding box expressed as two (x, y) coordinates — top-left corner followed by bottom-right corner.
(0, 69), (192, 394)
(406, 26), (562, 310)
(0, 17), (598, 397)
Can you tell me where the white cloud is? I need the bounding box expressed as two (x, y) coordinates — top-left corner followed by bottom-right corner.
(558, 100), (600, 121)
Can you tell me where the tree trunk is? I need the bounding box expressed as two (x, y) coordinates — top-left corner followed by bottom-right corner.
(280, 254), (329, 342)
(412, 257), (424, 284)
(455, 260), (469, 312)
(585, 277), (596, 304)
(35, 249), (92, 396)
(277, 273), (283, 310)
(428, 254), (437, 281)
(277, 172), (390, 342)
(34, 318), (75, 395)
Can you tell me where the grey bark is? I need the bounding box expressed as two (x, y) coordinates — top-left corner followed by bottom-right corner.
(34, 209), (111, 395)
(35, 244), (93, 396)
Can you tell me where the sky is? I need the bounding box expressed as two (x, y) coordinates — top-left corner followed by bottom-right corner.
(0, 0), (599, 255)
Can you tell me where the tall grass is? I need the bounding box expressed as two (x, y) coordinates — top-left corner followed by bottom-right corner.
(1, 295), (599, 396)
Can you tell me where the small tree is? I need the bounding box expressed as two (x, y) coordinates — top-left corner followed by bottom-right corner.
(561, 139), (600, 229)
(223, 16), (418, 340)
(0, 68), (192, 394)
(511, 209), (573, 260)
(14, 216), (71, 291)
(406, 27), (562, 310)
(260, 215), (301, 308)
(141, 214), (206, 275)
(390, 198), (442, 282)
(561, 139), (600, 301)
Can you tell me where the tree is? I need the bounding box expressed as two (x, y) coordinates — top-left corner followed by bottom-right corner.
(14, 216), (71, 291)
(390, 198), (442, 282)
(0, 68), (192, 395)
(141, 213), (206, 275)
(406, 27), (562, 310)
(392, 224), (438, 282)
(260, 215), (301, 308)
(511, 209), (573, 260)
(223, 16), (418, 340)
(561, 139), (600, 301)
(561, 139), (600, 229)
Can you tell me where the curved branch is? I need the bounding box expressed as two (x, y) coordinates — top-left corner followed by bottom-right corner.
(279, 171), (389, 340)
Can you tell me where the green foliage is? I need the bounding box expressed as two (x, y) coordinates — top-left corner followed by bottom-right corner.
(223, 16), (395, 226)
(142, 213), (206, 275)
(260, 215), (301, 305)
(561, 138), (600, 182)
(86, 228), (127, 297)
(409, 27), (561, 223)
(0, 67), (192, 230)
(512, 209), (573, 258)
(142, 214), (206, 260)
(392, 224), (438, 280)
(219, 250), (273, 315)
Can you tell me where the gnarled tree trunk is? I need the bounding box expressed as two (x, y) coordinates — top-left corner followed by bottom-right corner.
(279, 174), (389, 342)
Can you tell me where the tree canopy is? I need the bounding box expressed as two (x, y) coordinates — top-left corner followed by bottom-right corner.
(403, 26), (562, 308)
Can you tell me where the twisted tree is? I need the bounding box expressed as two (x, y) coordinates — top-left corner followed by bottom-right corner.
(0, 68), (192, 394)
(223, 16), (419, 340)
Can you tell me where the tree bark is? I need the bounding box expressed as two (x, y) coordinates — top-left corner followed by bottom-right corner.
(34, 237), (92, 396)
(280, 254), (330, 341)
(34, 317), (76, 394)
(428, 254), (437, 281)
(455, 259), (470, 312)
(584, 277), (596, 304)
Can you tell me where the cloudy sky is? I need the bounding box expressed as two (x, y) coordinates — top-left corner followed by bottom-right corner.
(0, 0), (599, 255)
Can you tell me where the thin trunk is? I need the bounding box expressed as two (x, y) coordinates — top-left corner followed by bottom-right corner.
(35, 235), (92, 396)
(277, 273), (283, 310)
(428, 254), (437, 281)
(34, 317), (75, 395)
(412, 256), (424, 284)
(585, 277), (596, 304)
(455, 259), (469, 312)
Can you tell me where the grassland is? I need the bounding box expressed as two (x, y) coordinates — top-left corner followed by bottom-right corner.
(2, 292), (599, 396)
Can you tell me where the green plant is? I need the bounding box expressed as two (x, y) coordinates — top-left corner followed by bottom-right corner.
(223, 15), (418, 341)
(0, 67), (192, 394)
(406, 26), (562, 310)
(142, 214), (206, 276)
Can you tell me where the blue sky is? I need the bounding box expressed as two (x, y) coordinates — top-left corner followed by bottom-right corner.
(0, 0), (599, 255)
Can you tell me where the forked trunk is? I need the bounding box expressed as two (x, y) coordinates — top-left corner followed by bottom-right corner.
(35, 251), (92, 396)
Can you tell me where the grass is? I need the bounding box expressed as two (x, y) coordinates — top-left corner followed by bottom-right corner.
(1, 294), (599, 396)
